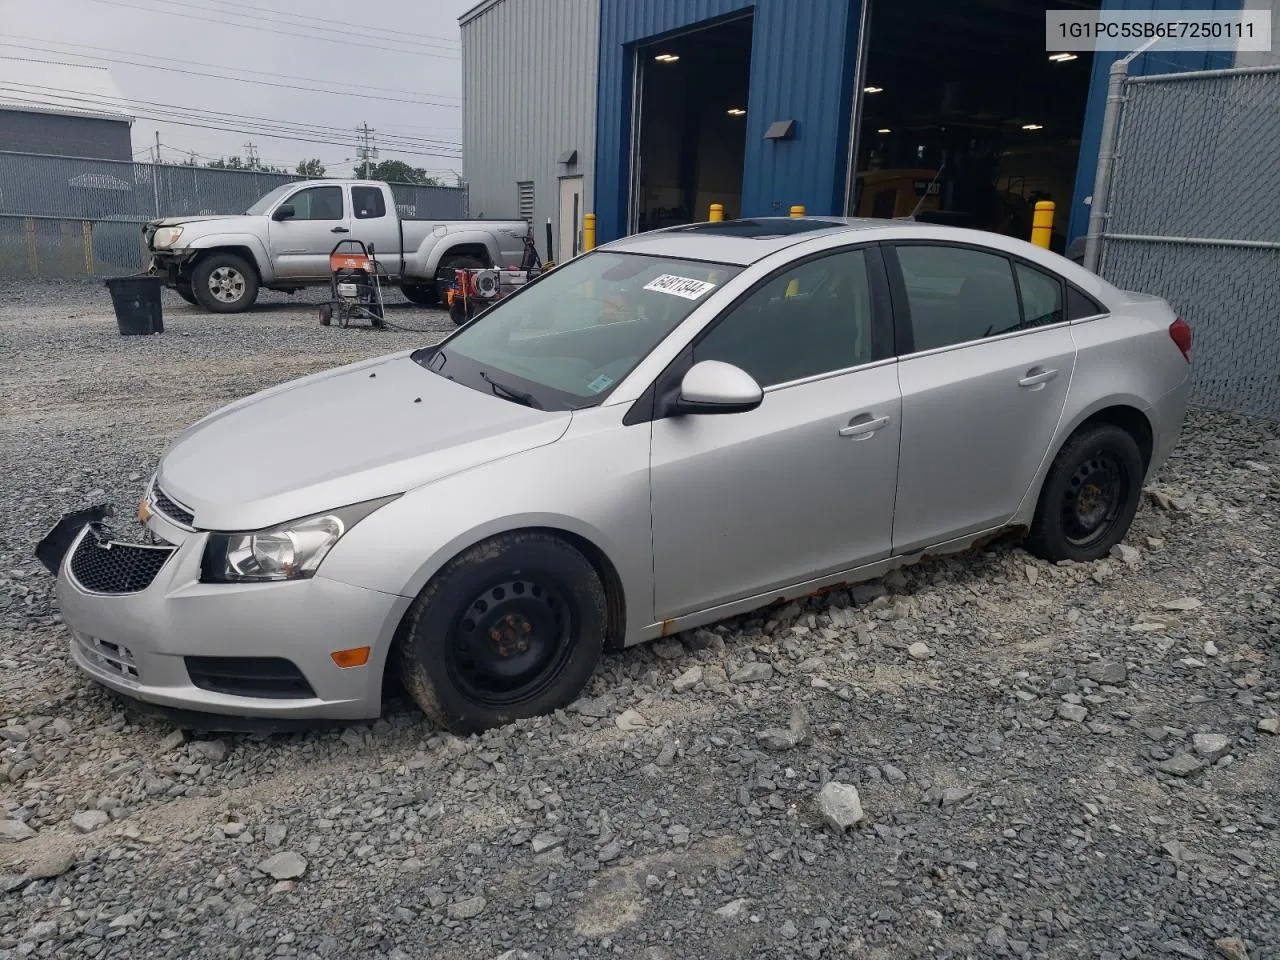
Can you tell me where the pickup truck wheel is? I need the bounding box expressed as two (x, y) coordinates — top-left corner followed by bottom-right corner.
(192, 253), (259, 313)
(396, 532), (605, 734)
(174, 279), (199, 305)
(434, 255), (485, 305)
(400, 283), (438, 306)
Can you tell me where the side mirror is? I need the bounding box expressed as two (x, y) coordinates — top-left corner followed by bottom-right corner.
(673, 360), (763, 415)
(272, 203), (296, 222)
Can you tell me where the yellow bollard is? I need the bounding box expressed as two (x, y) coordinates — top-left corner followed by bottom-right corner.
(789, 205), (806, 218)
(583, 213), (596, 252)
(1031, 201), (1055, 249)
(709, 203), (724, 222)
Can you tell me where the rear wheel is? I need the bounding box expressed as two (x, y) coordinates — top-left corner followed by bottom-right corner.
(1026, 423), (1145, 563)
(434, 255), (485, 304)
(192, 253), (259, 313)
(400, 283), (438, 306)
(396, 532), (606, 734)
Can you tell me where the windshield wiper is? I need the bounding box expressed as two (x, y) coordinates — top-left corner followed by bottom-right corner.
(480, 371), (542, 410)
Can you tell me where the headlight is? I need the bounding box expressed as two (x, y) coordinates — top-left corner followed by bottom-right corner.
(201, 495), (399, 583)
(152, 226), (184, 249)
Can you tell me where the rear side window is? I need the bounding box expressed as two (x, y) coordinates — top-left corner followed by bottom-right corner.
(1067, 285), (1107, 320)
(896, 245), (1021, 351)
(352, 187), (387, 220)
(1014, 263), (1064, 328)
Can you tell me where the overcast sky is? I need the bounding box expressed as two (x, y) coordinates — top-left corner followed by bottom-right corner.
(6, 0), (476, 179)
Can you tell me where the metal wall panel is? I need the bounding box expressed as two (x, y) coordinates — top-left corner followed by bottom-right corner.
(1067, 0), (1245, 244)
(462, 0), (600, 262)
(594, 0), (861, 242)
(0, 110), (133, 161)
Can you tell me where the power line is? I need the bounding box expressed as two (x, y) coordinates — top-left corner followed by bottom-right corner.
(0, 86), (463, 159)
(0, 42), (462, 109)
(87, 0), (459, 59)
(1, 34), (462, 101)
(0, 76), (463, 152)
(192, 0), (460, 47)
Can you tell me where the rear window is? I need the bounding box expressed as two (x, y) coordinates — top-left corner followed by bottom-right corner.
(352, 186), (387, 220)
(1067, 285), (1107, 320)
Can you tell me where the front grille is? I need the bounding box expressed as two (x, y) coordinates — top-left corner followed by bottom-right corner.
(152, 485), (195, 528)
(75, 633), (140, 682)
(184, 657), (317, 700)
(68, 531), (174, 595)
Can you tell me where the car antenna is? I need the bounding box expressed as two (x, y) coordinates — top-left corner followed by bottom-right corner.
(905, 163), (946, 221)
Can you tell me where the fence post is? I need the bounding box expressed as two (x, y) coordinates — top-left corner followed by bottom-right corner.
(82, 221), (94, 275)
(709, 203), (724, 222)
(583, 213), (596, 251)
(1031, 201), (1055, 248)
(1085, 61), (1128, 272)
(23, 217), (37, 277)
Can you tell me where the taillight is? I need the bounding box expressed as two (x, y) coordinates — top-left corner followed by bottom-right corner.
(1169, 317), (1192, 362)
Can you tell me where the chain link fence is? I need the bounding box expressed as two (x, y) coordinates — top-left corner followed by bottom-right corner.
(0, 150), (468, 279)
(1094, 66), (1280, 421)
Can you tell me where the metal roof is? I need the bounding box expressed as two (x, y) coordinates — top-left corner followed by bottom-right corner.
(0, 58), (132, 123)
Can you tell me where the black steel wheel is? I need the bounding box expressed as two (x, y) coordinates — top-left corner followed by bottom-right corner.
(1027, 422), (1145, 563)
(396, 532), (607, 733)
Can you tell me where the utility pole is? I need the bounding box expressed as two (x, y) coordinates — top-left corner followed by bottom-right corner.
(355, 123), (378, 177)
(243, 141), (259, 170)
(152, 130), (161, 217)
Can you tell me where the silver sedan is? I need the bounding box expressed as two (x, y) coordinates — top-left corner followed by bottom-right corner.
(45, 217), (1192, 732)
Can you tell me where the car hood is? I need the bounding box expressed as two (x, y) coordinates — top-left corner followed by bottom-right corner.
(156, 351), (571, 531)
(149, 214), (261, 234)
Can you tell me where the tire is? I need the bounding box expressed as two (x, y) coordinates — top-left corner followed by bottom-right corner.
(396, 532), (606, 734)
(434, 255), (485, 304)
(318, 304), (332, 326)
(192, 252), (259, 313)
(449, 298), (471, 327)
(175, 279), (198, 305)
(1026, 423), (1145, 563)
(400, 283), (439, 306)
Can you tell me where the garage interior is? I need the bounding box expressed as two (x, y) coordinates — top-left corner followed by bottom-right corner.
(852, 0), (1102, 253)
(631, 15), (753, 233)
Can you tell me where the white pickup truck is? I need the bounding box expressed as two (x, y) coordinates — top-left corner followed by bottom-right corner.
(143, 179), (531, 313)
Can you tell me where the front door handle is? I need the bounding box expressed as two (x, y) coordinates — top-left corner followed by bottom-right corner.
(839, 414), (890, 439)
(331, 226), (350, 234)
(1018, 367), (1058, 389)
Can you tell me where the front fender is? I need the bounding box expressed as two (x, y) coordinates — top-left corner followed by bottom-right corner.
(178, 234), (275, 282)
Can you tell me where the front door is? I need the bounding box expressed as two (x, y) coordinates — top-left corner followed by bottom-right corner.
(650, 246), (901, 619)
(558, 177), (584, 263)
(267, 184), (350, 279)
(887, 242), (1078, 552)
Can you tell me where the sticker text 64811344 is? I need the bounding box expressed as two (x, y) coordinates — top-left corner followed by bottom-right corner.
(643, 274), (718, 301)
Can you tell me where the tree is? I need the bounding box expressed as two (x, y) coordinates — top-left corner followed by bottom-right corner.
(207, 156), (244, 170)
(296, 158), (326, 178)
(355, 158), (440, 186)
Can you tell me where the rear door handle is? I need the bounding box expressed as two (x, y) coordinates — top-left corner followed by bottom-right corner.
(331, 226), (350, 234)
(839, 414), (890, 439)
(1018, 367), (1058, 389)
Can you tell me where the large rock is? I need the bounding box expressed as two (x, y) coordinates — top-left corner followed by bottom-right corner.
(0, 820), (35, 843)
(817, 782), (864, 831)
(448, 896), (487, 920)
(1085, 661), (1127, 685)
(1157, 754), (1203, 777)
(1192, 734), (1231, 760)
(257, 852), (307, 880)
(71, 810), (110, 834)
(672, 666), (703, 693)
(730, 662), (773, 684)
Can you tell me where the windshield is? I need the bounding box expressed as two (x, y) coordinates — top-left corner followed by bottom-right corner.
(245, 183), (298, 216)
(417, 251), (742, 411)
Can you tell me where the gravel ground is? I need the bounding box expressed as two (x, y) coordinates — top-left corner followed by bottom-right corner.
(1, 278), (1278, 960)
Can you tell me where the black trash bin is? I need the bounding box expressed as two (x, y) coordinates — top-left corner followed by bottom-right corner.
(104, 274), (164, 336)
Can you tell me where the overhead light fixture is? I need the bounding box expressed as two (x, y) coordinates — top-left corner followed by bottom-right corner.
(726, 108), (746, 116)
(1022, 123), (1044, 130)
(1049, 53), (1078, 62)
(864, 86), (883, 94)
(877, 128), (891, 133)
(654, 53), (679, 63)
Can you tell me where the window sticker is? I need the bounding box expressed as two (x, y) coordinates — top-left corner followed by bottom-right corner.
(587, 374), (614, 394)
(642, 275), (717, 301)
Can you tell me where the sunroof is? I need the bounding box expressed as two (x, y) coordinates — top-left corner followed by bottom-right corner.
(666, 218), (848, 238)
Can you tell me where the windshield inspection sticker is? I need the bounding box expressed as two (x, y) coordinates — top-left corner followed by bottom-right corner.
(643, 275), (717, 301)
(587, 374), (614, 394)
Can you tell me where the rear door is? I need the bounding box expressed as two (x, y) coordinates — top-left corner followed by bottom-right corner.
(267, 184), (350, 279)
(885, 242), (1077, 553)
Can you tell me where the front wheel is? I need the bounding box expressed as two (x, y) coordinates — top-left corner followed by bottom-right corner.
(192, 253), (259, 313)
(396, 532), (606, 734)
(1026, 423), (1145, 563)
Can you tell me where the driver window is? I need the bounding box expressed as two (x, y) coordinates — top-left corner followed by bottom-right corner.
(286, 186), (344, 221)
(693, 248), (875, 388)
